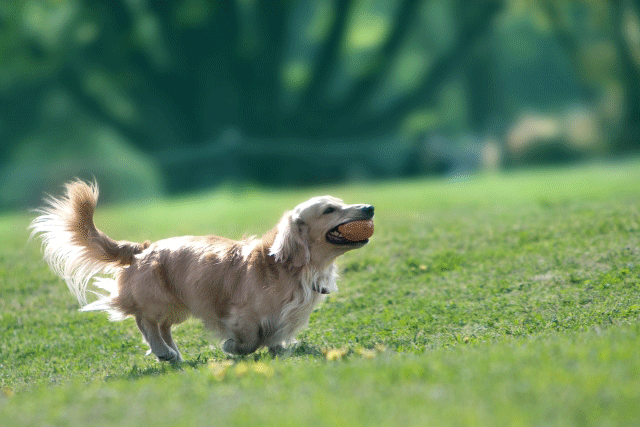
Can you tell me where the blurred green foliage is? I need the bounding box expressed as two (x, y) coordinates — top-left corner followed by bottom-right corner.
(0, 0), (639, 209)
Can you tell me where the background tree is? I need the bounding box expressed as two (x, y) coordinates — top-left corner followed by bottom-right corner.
(1, 0), (502, 190)
(1, 0), (637, 210)
(538, 0), (640, 152)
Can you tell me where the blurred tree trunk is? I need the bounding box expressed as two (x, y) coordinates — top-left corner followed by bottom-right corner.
(537, 0), (598, 103)
(298, 0), (423, 137)
(612, 0), (640, 151)
(340, 0), (504, 138)
(464, 44), (493, 135)
(459, 0), (504, 136)
(294, 0), (354, 136)
(540, 0), (640, 152)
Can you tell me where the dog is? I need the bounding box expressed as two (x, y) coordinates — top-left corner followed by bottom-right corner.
(30, 180), (374, 361)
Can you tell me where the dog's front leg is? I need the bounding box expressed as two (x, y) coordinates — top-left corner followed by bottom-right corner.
(159, 322), (183, 362)
(268, 344), (285, 357)
(222, 322), (261, 356)
(222, 337), (260, 356)
(136, 316), (180, 362)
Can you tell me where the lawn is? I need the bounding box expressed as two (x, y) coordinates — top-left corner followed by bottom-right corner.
(1, 158), (640, 426)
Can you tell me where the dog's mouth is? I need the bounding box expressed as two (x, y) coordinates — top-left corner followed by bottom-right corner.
(325, 220), (371, 245)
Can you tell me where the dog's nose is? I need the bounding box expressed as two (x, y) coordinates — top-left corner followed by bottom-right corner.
(360, 205), (374, 217)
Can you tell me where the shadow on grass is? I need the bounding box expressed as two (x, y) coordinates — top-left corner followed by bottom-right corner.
(105, 343), (325, 382)
(249, 341), (326, 360)
(103, 353), (210, 382)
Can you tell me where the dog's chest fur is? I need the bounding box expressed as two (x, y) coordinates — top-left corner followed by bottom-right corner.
(266, 264), (337, 345)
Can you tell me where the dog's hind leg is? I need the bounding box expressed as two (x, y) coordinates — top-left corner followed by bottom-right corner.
(135, 316), (179, 362)
(159, 322), (183, 362)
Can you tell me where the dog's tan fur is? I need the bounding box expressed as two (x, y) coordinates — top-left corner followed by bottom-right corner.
(30, 180), (373, 361)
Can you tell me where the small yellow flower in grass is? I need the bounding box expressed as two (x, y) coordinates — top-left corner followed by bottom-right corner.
(355, 347), (377, 359)
(251, 362), (275, 378)
(208, 360), (234, 381)
(325, 347), (348, 361)
(374, 343), (387, 353)
(2, 387), (14, 398)
(234, 361), (250, 377)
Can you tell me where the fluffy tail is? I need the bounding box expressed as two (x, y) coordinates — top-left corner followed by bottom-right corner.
(30, 180), (148, 306)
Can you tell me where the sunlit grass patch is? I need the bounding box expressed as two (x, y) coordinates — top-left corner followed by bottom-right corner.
(1, 158), (640, 426)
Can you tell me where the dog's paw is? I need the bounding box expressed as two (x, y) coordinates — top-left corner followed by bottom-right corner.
(222, 339), (248, 355)
(222, 339), (236, 354)
(222, 338), (260, 356)
(156, 349), (180, 363)
(268, 345), (285, 358)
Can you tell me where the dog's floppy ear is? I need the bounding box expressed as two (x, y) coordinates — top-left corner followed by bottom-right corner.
(269, 211), (310, 267)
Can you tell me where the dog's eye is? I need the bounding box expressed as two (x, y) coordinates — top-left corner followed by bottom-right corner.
(323, 207), (336, 215)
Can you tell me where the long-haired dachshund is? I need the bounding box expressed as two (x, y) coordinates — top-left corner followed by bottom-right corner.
(30, 180), (374, 361)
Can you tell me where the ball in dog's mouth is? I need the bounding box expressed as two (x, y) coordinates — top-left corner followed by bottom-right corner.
(327, 220), (374, 244)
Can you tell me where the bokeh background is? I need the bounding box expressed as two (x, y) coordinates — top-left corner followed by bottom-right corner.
(1, 0), (639, 211)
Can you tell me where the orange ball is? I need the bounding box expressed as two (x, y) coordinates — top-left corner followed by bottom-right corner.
(337, 220), (374, 242)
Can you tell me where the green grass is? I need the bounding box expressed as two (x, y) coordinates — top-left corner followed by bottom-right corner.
(1, 158), (640, 426)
